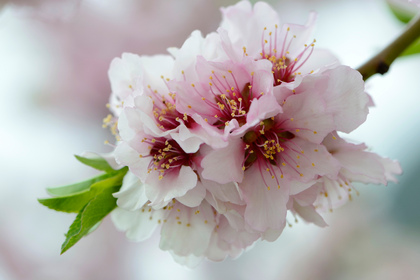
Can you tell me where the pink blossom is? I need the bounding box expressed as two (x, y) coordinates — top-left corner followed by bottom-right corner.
(218, 0), (339, 85)
(312, 134), (402, 213)
(106, 0), (402, 265)
(112, 174), (259, 266)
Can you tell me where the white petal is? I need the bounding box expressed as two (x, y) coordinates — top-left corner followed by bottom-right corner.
(113, 172), (148, 211)
(111, 206), (166, 242)
(146, 166), (198, 207)
(159, 201), (215, 257)
(293, 200), (328, 227)
(177, 182), (206, 207)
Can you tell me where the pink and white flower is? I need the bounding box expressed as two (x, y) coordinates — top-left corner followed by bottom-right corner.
(105, 0), (402, 266)
(312, 134), (402, 213)
(218, 0), (339, 85)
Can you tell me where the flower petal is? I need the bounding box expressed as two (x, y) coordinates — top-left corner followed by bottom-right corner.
(240, 163), (289, 231)
(113, 172), (148, 211)
(111, 206), (166, 242)
(159, 201), (215, 257)
(146, 165), (198, 208)
(201, 137), (245, 184)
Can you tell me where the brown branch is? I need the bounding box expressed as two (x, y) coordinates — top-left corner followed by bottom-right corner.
(357, 13), (420, 81)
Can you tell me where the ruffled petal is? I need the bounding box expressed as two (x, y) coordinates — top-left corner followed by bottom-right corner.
(146, 165), (198, 208)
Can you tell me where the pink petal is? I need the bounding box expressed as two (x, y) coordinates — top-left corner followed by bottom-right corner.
(279, 88), (335, 143)
(240, 163), (290, 231)
(146, 165), (198, 208)
(201, 136), (245, 184)
(320, 66), (369, 133)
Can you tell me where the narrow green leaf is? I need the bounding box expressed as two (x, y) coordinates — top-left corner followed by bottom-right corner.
(39, 168), (127, 213)
(38, 190), (99, 213)
(75, 155), (115, 173)
(60, 185), (120, 254)
(400, 36), (420, 56)
(47, 173), (113, 197)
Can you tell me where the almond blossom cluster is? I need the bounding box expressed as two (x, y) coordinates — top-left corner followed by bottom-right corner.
(105, 1), (402, 266)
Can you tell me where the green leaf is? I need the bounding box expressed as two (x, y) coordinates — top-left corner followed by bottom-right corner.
(39, 168), (127, 213)
(75, 155), (115, 173)
(387, 1), (416, 24)
(87, 221), (102, 235)
(38, 190), (99, 213)
(60, 184), (119, 254)
(400, 36), (420, 56)
(47, 173), (114, 197)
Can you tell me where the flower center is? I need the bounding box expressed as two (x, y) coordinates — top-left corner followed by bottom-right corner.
(210, 81), (252, 128)
(189, 69), (259, 129)
(241, 117), (310, 188)
(244, 25), (316, 85)
(147, 80), (191, 130)
(141, 137), (192, 180)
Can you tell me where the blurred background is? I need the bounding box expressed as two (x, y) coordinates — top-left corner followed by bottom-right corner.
(1, 0), (419, 279)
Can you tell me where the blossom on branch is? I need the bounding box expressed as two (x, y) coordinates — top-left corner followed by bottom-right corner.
(102, 0), (402, 266)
